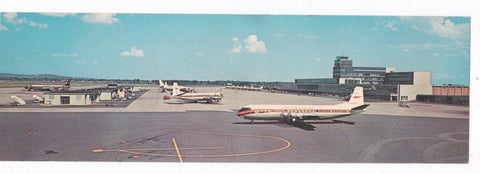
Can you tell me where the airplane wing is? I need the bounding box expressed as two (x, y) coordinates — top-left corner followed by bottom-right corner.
(280, 113), (325, 120)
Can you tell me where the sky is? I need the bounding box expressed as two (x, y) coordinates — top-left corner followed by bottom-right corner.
(0, 13), (471, 85)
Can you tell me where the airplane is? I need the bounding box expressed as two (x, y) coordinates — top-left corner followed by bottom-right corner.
(225, 83), (236, 89)
(24, 80), (71, 91)
(228, 84), (263, 91)
(159, 79), (193, 92)
(247, 85), (263, 91)
(236, 86), (369, 124)
(171, 82), (223, 103)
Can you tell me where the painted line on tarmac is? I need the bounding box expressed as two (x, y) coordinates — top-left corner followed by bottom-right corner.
(172, 138), (183, 162)
(93, 130), (291, 159)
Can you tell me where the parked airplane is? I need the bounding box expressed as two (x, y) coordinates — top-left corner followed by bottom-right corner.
(159, 79), (193, 92)
(172, 82), (223, 103)
(236, 86), (369, 124)
(227, 84), (263, 91)
(24, 80), (71, 91)
(248, 85), (263, 91)
(225, 83), (235, 89)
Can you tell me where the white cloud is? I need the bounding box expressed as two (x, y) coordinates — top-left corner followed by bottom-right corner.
(385, 20), (398, 31)
(196, 53), (204, 56)
(315, 58), (322, 62)
(0, 24), (8, 31)
(16, 18), (26, 24)
(400, 17), (469, 40)
(76, 60), (86, 64)
(40, 13), (76, 17)
(297, 34), (317, 39)
(120, 47), (145, 57)
(3, 13), (52, 30)
(403, 49), (410, 52)
(29, 21), (49, 29)
(229, 35), (267, 53)
(228, 37), (242, 53)
(430, 18), (469, 39)
(433, 52), (440, 56)
(3, 12), (26, 25)
(243, 35), (266, 53)
(81, 13), (119, 24)
(3, 12), (17, 23)
(53, 53), (79, 57)
(412, 25), (420, 31)
(393, 43), (448, 50)
(93, 61), (98, 65)
(273, 34), (285, 37)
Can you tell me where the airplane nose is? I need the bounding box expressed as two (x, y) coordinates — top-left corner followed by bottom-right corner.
(236, 111), (244, 117)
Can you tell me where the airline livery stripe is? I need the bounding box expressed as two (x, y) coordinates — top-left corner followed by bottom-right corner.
(237, 109), (352, 115)
(181, 95), (222, 98)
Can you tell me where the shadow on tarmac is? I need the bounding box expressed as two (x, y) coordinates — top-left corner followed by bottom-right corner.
(233, 119), (355, 131)
(164, 100), (223, 105)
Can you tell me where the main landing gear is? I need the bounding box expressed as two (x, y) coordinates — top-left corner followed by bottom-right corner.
(284, 115), (302, 125)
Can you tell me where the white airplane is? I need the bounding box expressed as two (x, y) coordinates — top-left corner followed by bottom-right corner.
(24, 80), (71, 91)
(159, 79), (193, 92)
(236, 86), (369, 124)
(247, 85), (263, 91)
(172, 82), (223, 103)
(225, 83), (236, 89)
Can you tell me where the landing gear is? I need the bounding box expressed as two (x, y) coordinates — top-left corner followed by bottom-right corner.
(286, 115), (295, 125)
(250, 120), (255, 125)
(207, 99), (213, 103)
(284, 114), (301, 125)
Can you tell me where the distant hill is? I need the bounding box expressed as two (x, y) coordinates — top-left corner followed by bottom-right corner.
(0, 73), (295, 88)
(0, 73), (84, 80)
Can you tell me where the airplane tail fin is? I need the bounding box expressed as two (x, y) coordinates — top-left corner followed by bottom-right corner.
(347, 86), (364, 106)
(172, 82), (181, 96)
(159, 80), (164, 87)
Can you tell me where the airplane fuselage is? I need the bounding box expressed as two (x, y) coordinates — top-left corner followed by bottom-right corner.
(236, 104), (366, 121)
(236, 86), (368, 124)
(176, 92), (223, 103)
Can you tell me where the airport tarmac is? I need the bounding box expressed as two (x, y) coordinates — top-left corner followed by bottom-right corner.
(0, 86), (469, 162)
(0, 87), (470, 120)
(0, 111), (468, 162)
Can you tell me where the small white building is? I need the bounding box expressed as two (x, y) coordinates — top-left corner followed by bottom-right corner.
(385, 72), (432, 101)
(44, 90), (100, 105)
(99, 89), (118, 101)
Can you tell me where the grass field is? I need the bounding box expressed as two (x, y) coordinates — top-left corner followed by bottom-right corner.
(0, 80), (39, 88)
(0, 80), (158, 88)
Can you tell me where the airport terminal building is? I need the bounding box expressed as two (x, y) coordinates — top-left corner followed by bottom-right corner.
(333, 56), (396, 85)
(295, 56), (433, 101)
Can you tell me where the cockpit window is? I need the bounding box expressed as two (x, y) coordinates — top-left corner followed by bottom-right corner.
(238, 107), (251, 112)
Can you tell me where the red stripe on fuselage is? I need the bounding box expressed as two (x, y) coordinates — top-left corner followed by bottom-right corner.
(181, 95), (222, 98)
(236, 108), (351, 116)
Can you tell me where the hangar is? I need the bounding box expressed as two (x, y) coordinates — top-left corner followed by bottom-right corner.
(44, 90), (100, 105)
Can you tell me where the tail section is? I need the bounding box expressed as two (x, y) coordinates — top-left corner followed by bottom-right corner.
(159, 79), (164, 87)
(172, 82), (182, 96)
(348, 86), (364, 106)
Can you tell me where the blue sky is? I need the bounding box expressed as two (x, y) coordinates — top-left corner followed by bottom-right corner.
(0, 13), (470, 85)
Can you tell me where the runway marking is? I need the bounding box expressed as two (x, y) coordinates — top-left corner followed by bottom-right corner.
(172, 138), (183, 162)
(93, 130), (291, 159)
